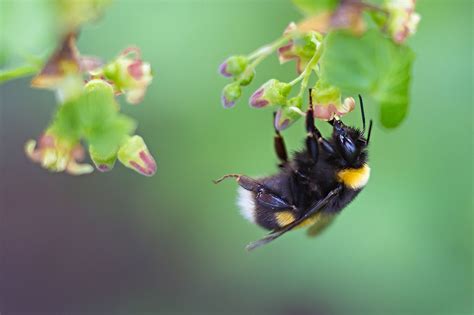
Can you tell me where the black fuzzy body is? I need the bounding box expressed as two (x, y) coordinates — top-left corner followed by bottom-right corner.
(219, 95), (373, 248)
(253, 146), (362, 230)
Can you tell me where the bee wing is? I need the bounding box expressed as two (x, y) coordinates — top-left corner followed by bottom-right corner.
(245, 185), (342, 251)
(306, 213), (336, 237)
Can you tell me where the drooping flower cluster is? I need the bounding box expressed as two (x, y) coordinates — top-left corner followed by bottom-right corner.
(25, 34), (156, 176)
(219, 22), (351, 130)
(385, 0), (421, 44)
(218, 0), (420, 130)
(277, 22), (319, 74)
(97, 47), (153, 104)
(219, 55), (254, 108)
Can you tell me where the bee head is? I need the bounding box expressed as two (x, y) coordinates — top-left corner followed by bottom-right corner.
(330, 120), (367, 167)
(329, 95), (373, 168)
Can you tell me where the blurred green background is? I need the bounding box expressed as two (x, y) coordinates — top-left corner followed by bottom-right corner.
(0, 0), (472, 314)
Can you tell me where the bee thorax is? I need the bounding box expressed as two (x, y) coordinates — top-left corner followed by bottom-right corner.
(337, 164), (370, 189)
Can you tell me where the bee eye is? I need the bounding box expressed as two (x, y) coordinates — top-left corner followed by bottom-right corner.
(338, 135), (357, 162)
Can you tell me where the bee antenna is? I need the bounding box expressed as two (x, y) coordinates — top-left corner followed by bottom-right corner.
(358, 94), (366, 131)
(366, 120), (373, 145)
(308, 88), (314, 109)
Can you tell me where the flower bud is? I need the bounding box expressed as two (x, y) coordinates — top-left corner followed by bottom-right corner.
(275, 105), (303, 131)
(117, 135), (156, 176)
(84, 78), (115, 94)
(103, 47), (153, 105)
(221, 82), (242, 108)
(25, 131), (93, 175)
(311, 82), (355, 120)
(385, 0), (421, 44)
(236, 67), (255, 86)
(218, 55), (248, 77)
(278, 24), (322, 73)
(249, 79), (292, 108)
(89, 145), (117, 172)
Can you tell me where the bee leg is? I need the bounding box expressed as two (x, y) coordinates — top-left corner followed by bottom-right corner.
(305, 104), (320, 162)
(273, 112), (288, 167)
(306, 91), (336, 157)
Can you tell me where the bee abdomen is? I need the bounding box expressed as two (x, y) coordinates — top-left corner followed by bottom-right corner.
(237, 187), (297, 230)
(237, 187), (257, 224)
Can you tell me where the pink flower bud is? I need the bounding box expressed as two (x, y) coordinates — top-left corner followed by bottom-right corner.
(386, 0), (421, 44)
(274, 96), (304, 130)
(103, 47), (153, 105)
(249, 79), (292, 108)
(311, 82), (355, 120)
(218, 56), (249, 77)
(221, 82), (242, 108)
(117, 136), (156, 176)
(277, 24), (322, 74)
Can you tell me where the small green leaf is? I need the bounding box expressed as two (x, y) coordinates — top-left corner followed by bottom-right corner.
(50, 80), (136, 158)
(79, 82), (136, 156)
(319, 30), (414, 128)
(49, 100), (82, 142)
(292, 0), (338, 16)
(76, 82), (118, 134)
(0, 0), (57, 71)
(87, 114), (136, 158)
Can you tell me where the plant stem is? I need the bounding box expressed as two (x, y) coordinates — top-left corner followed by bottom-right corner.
(288, 106), (306, 117)
(247, 36), (290, 68)
(0, 64), (41, 84)
(296, 43), (324, 101)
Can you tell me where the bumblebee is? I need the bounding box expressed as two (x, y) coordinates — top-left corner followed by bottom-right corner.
(215, 90), (373, 251)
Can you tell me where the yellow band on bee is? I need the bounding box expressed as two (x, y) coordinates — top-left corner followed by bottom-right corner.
(337, 164), (370, 189)
(275, 211), (295, 227)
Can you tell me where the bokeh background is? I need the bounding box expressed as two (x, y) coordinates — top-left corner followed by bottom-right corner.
(0, 1), (472, 314)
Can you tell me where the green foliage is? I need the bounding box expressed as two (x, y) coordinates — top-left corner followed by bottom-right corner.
(0, 0), (111, 82)
(50, 82), (135, 159)
(319, 30), (414, 128)
(2, 1), (156, 176)
(219, 0), (420, 129)
(0, 0), (56, 68)
(87, 115), (135, 158)
(291, 0), (338, 16)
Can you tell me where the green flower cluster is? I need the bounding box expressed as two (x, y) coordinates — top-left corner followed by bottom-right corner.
(219, 0), (420, 130)
(25, 34), (156, 176)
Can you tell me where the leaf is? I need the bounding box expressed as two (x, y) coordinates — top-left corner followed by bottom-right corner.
(292, 0), (338, 16)
(76, 83), (118, 133)
(319, 30), (414, 128)
(87, 115), (136, 158)
(0, 0), (57, 70)
(0, 0), (112, 83)
(77, 82), (136, 156)
(49, 100), (82, 142)
(50, 82), (136, 157)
